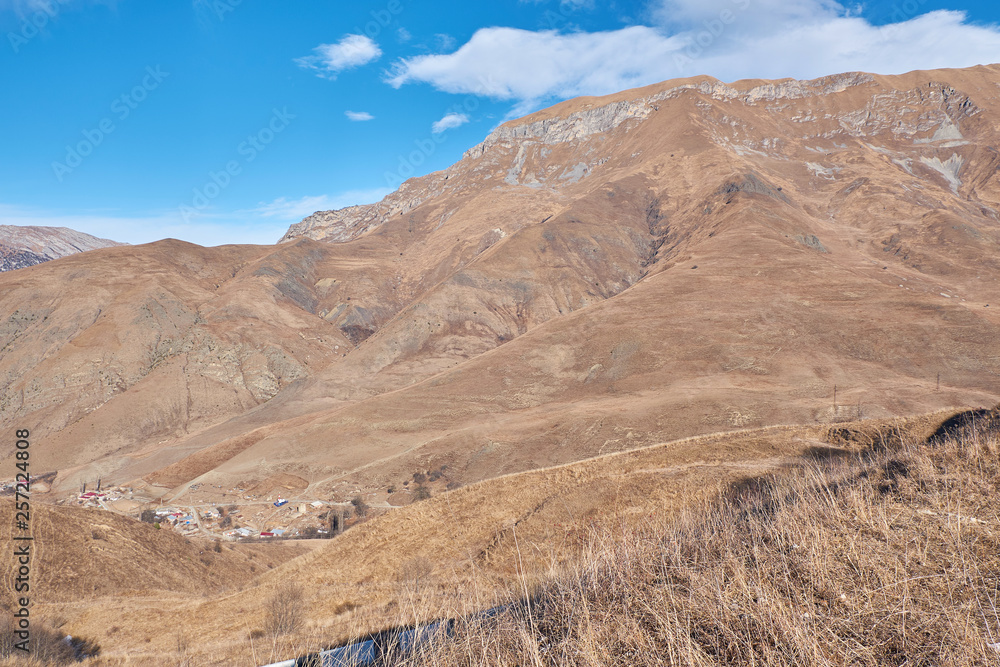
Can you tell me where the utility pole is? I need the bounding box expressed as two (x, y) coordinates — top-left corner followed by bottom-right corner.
(833, 384), (838, 411)
(936, 373), (940, 392)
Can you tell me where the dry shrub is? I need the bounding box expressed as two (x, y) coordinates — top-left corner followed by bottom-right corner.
(264, 583), (305, 638)
(351, 496), (370, 518)
(399, 557), (435, 592)
(0, 618), (100, 664)
(424, 416), (1000, 666)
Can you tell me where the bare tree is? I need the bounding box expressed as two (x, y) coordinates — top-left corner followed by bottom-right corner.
(264, 584), (305, 637)
(351, 495), (369, 518)
(398, 556), (434, 594)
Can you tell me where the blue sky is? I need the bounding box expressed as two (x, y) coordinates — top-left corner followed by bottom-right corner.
(0, 0), (998, 246)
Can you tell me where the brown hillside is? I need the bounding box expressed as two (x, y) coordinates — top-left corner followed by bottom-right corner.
(0, 65), (998, 534)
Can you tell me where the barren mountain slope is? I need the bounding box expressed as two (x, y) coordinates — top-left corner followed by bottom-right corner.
(0, 225), (123, 272)
(140, 65), (1000, 496)
(0, 239), (362, 476)
(1, 65), (999, 498)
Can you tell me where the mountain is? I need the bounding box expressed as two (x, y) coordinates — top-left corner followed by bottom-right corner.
(1, 64), (998, 505)
(0, 224), (123, 272)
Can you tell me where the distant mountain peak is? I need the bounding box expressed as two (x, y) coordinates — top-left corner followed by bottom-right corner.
(0, 225), (125, 272)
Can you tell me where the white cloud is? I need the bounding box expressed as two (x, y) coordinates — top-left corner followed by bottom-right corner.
(397, 27), (412, 42)
(386, 5), (1000, 114)
(0, 0), (49, 11)
(387, 27), (683, 111)
(651, 0), (842, 33)
(0, 0), (121, 20)
(0, 0), (85, 11)
(345, 110), (375, 121)
(435, 33), (457, 51)
(296, 34), (382, 80)
(431, 112), (470, 134)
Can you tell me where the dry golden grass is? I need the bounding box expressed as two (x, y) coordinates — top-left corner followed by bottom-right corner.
(404, 409), (1000, 666)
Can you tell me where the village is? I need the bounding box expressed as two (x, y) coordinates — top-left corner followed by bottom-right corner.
(68, 482), (369, 540)
(29, 479), (380, 542)
(2, 466), (444, 543)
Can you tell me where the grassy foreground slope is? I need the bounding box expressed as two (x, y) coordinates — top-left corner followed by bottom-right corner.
(428, 407), (1000, 666)
(10, 407), (990, 666)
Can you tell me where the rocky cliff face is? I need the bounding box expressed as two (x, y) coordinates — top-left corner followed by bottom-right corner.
(0, 225), (124, 272)
(278, 178), (448, 243)
(280, 67), (999, 251)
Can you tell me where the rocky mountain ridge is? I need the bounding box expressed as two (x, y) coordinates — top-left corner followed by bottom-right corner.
(279, 67), (995, 250)
(0, 224), (124, 272)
